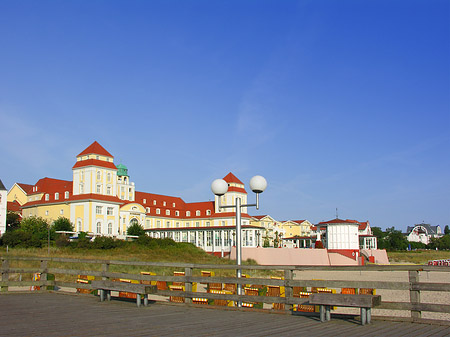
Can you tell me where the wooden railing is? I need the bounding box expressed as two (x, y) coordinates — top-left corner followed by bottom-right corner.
(1, 256), (449, 324)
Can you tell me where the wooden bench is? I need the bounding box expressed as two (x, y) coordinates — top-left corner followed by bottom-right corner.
(309, 293), (381, 325)
(91, 280), (157, 307)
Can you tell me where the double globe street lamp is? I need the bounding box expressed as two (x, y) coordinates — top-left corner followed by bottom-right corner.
(211, 175), (267, 307)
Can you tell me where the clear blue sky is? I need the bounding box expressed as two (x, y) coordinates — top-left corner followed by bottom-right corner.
(1, 0), (449, 231)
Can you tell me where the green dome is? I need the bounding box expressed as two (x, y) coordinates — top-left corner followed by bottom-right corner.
(117, 164), (128, 177)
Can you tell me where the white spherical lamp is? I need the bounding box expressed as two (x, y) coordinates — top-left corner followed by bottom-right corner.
(211, 179), (228, 196)
(249, 175), (267, 194)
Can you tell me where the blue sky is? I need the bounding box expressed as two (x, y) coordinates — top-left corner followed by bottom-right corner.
(0, 0), (449, 231)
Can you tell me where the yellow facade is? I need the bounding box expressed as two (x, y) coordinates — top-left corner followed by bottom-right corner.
(7, 184), (29, 205)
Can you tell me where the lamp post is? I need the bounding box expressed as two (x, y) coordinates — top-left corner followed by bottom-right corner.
(211, 175), (267, 307)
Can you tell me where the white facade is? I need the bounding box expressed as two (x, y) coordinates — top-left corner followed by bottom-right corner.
(0, 180), (7, 236)
(326, 223), (359, 250)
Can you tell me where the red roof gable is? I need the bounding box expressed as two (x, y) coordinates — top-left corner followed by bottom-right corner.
(28, 178), (73, 196)
(72, 159), (117, 170)
(77, 141), (113, 158)
(223, 172), (244, 185)
(7, 200), (22, 213)
(17, 183), (33, 194)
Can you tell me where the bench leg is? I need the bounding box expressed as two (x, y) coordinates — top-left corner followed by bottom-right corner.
(100, 289), (105, 302)
(136, 294), (141, 307)
(367, 308), (371, 324)
(144, 294), (148, 307)
(107, 290), (111, 301)
(325, 306), (331, 321)
(361, 307), (367, 325)
(320, 305), (325, 322)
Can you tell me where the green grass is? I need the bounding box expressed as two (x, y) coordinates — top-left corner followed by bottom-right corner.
(0, 245), (280, 281)
(388, 250), (450, 264)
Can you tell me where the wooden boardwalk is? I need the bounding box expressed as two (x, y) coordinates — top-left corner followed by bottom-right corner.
(1, 292), (449, 337)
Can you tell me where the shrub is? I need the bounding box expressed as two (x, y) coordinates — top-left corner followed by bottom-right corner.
(55, 235), (71, 247)
(127, 223), (145, 236)
(0, 230), (32, 247)
(92, 236), (124, 249)
(52, 217), (74, 233)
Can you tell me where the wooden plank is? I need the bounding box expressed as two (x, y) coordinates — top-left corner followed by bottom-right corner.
(90, 280), (157, 294)
(309, 294), (381, 307)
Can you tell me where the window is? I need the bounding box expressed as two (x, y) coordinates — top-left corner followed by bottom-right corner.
(176, 222), (180, 228)
(153, 200), (156, 205)
(206, 231), (212, 247)
(206, 210), (211, 216)
(163, 201), (166, 206)
(45, 194), (49, 201)
(45, 210), (49, 216)
(186, 222), (190, 227)
(157, 220), (161, 228)
(146, 207), (150, 213)
(166, 221), (170, 228)
(107, 173), (111, 182)
(107, 207), (113, 216)
(222, 221), (226, 227)
(65, 191), (69, 199)
(166, 210), (170, 215)
(196, 222), (200, 227)
(146, 219), (150, 227)
(97, 222), (102, 234)
(96, 155), (99, 160)
(107, 223), (112, 234)
(186, 211), (191, 217)
(172, 203), (176, 207)
(206, 221), (210, 227)
(97, 171), (101, 180)
(60, 209), (64, 215)
(156, 208), (160, 215)
(175, 211), (179, 216)
(55, 193), (59, 200)
(96, 206), (102, 215)
(78, 220), (82, 232)
(196, 210), (200, 216)
(81, 171), (84, 180)
(143, 199), (146, 204)
(106, 186), (111, 195)
(215, 231), (222, 247)
(96, 185), (101, 193)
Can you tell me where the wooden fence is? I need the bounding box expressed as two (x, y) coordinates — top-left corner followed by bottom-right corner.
(1, 256), (449, 324)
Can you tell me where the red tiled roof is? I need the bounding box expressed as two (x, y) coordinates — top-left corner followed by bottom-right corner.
(317, 218), (360, 225)
(223, 172), (244, 185)
(72, 159), (117, 170)
(7, 200), (22, 213)
(27, 178), (72, 196)
(145, 224), (260, 232)
(17, 183), (33, 194)
(77, 141), (113, 158)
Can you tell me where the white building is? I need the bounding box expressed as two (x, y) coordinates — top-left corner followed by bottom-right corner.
(406, 224), (442, 245)
(0, 179), (7, 235)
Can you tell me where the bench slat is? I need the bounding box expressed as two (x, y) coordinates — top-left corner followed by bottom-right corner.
(91, 280), (157, 294)
(309, 293), (381, 308)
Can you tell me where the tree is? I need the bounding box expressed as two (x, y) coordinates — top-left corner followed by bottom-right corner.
(444, 225), (450, 235)
(19, 216), (50, 247)
(52, 217), (74, 232)
(384, 227), (408, 250)
(127, 222), (145, 236)
(6, 212), (21, 231)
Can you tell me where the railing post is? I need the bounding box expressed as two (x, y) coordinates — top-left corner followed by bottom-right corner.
(409, 270), (421, 321)
(40, 260), (48, 290)
(184, 267), (193, 304)
(284, 269), (293, 311)
(102, 263), (110, 281)
(1, 258), (9, 292)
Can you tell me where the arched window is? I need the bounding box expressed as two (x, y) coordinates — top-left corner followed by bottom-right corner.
(77, 220), (82, 232)
(130, 218), (139, 227)
(196, 210), (201, 216)
(96, 222), (102, 234)
(107, 223), (112, 235)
